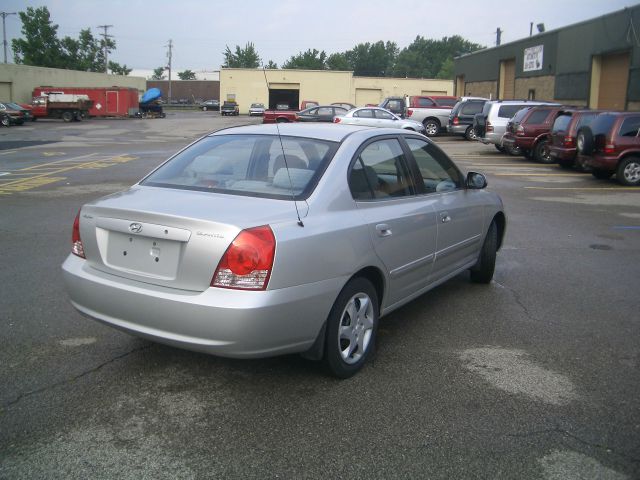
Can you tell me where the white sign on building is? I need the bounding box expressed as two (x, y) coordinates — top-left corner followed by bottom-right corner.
(523, 45), (544, 72)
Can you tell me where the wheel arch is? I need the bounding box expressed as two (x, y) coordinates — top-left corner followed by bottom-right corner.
(492, 212), (506, 250)
(422, 116), (441, 127)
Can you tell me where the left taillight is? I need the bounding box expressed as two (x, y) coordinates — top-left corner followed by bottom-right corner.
(211, 225), (276, 291)
(333, 117), (341, 123)
(72, 210), (85, 258)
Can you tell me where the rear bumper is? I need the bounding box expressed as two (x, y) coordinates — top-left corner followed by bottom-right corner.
(549, 145), (576, 162)
(62, 254), (343, 358)
(447, 124), (468, 135)
(479, 131), (502, 145)
(580, 154), (619, 171)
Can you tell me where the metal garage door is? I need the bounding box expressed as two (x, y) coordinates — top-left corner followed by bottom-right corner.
(0, 82), (12, 101)
(500, 59), (515, 100)
(355, 88), (382, 107)
(598, 52), (629, 110)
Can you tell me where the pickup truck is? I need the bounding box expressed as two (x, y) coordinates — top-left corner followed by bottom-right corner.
(262, 100), (319, 124)
(378, 95), (458, 137)
(220, 101), (239, 116)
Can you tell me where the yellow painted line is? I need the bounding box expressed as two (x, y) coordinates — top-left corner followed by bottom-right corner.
(495, 173), (585, 177)
(0, 177), (66, 194)
(524, 186), (640, 191)
(19, 153), (98, 171)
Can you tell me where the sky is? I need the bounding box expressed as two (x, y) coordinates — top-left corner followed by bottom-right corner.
(2, 0), (637, 74)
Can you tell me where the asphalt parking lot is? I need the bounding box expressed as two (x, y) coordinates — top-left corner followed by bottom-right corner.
(1, 112), (639, 479)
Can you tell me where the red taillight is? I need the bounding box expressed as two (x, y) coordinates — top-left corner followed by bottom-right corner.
(486, 121), (493, 133)
(333, 117), (341, 123)
(604, 144), (615, 154)
(211, 225), (275, 290)
(453, 116), (459, 125)
(516, 125), (525, 136)
(406, 109), (413, 117)
(72, 210), (85, 258)
(563, 136), (575, 147)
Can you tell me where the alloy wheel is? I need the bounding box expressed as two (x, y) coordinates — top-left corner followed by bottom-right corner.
(338, 292), (374, 365)
(623, 161), (640, 183)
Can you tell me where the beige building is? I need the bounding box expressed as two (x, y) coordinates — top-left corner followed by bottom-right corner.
(220, 68), (453, 114)
(0, 64), (146, 103)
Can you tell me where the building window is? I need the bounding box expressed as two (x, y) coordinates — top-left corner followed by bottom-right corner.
(528, 89), (536, 100)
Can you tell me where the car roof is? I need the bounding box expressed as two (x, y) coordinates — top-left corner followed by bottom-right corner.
(210, 123), (373, 142)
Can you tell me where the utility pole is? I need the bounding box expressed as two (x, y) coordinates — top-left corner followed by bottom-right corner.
(166, 39), (173, 102)
(97, 24), (113, 73)
(1, 12), (17, 64)
(496, 27), (502, 46)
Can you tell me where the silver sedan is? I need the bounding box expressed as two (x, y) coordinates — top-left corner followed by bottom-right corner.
(62, 123), (505, 378)
(334, 107), (426, 133)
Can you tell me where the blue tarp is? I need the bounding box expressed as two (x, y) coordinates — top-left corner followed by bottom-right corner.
(140, 88), (162, 104)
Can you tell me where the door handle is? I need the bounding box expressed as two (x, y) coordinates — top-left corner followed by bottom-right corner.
(375, 224), (392, 237)
(440, 212), (451, 223)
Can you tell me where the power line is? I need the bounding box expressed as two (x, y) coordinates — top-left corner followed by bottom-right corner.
(97, 24), (113, 73)
(1, 12), (17, 64)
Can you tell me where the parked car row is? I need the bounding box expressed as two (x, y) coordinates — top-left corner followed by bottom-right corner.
(471, 99), (640, 186)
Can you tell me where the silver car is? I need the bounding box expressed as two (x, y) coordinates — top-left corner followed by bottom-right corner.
(249, 103), (265, 116)
(334, 107), (426, 133)
(62, 124), (505, 378)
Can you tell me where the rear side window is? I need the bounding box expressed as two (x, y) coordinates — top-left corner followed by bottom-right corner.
(575, 113), (597, 129)
(512, 108), (531, 123)
(349, 139), (413, 200)
(590, 114), (617, 136)
(526, 109), (551, 124)
(435, 98), (458, 107)
(405, 138), (462, 193)
(142, 134), (336, 200)
(461, 101), (484, 115)
(354, 109), (374, 118)
(416, 98), (436, 107)
(619, 116), (640, 137)
(498, 104), (527, 118)
(552, 114), (572, 132)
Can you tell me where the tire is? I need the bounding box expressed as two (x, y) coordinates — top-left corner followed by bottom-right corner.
(470, 221), (497, 284)
(591, 169), (612, 180)
(423, 119), (440, 137)
(1, 115), (10, 127)
(576, 127), (594, 155)
(202, 106), (208, 111)
(533, 139), (553, 164)
(61, 111), (73, 123)
(494, 145), (505, 153)
(276, 118), (289, 123)
(505, 144), (523, 156)
(465, 126), (477, 141)
(324, 277), (379, 379)
(616, 156), (640, 186)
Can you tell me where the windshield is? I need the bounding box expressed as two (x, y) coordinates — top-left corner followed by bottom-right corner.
(251, 103), (264, 108)
(142, 134), (337, 200)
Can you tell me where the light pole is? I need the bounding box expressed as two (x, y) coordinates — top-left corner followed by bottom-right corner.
(1, 12), (17, 64)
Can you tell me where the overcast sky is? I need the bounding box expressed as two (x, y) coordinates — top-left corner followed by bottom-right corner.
(2, 0), (636, 72)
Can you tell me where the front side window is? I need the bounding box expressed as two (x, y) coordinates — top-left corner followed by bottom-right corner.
(142, 135), (336, 200)
(349, 139), (413, 200)
(436, 98), (458, 107)
(405, 138), (462, 193)
(375, 109), (395, 120)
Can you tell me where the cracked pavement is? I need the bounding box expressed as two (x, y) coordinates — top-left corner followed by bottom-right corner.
(1, 113), (639, 479)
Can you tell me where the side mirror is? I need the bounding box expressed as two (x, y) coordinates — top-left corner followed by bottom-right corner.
(466, 172), (487, 189)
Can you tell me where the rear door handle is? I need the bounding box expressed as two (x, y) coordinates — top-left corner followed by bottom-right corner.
(375, 224), (392, 237)
(440, 212), (451, 223)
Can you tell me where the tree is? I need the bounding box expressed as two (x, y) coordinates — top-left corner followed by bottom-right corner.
(12, 7), (65, 68)
(436, 58), (454, 80)
(282, 49), (327, 70)
(344, 41), (398, 77)
(326, 52), (350, 71)
(265, 60), (278, 69)
(151, 66), (166, 80)
(109, 61), (132, 75)
(222, 42), (261, 68)
(178, 69), (196, 80)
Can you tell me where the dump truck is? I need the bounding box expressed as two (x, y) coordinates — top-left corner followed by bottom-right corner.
(31, 93), (93, 122)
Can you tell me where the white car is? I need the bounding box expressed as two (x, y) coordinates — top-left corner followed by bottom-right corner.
(249, 103), (265, 116)
(334, 107), (426, 133)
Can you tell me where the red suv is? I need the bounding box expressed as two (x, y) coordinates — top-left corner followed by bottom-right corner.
(502, 105), (568, 163)
(548, 110), (603, 169)
(576, 112), (640, 186)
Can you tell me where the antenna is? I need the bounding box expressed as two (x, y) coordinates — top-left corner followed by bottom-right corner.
(261, 66), (304, 227)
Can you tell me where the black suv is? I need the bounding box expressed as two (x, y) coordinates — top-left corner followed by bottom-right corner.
(447, 99), (487, 140)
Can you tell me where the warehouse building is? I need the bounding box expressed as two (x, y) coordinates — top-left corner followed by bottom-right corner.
(220, 69), (453, 114)
(454, 5), (640, 111)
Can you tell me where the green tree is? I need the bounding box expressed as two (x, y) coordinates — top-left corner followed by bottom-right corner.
(12, 7), (65, 68)
(178, 69), (196, 80)
(344, 41), (398, 76)
(265, 60), (278, 69)
(281, 49), (327, 70)
(222, 42), (261, 68)
(151, 66), (166, 80)
(436, 57), (454, 79)
(326, 52), (350, 71)
(109, 61), (132, 75)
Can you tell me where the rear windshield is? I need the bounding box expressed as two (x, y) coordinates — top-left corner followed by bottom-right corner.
(525, 108), (551, 124)
(498, 104), (527, 119)
(460, 101), (485, 115)
(590, 114), (617, 136)
(250, 103), (264, 108)
(142, 135), (337, 200)
(552, 114), (572, 132)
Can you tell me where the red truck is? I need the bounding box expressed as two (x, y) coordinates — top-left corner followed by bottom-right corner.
(262, 100), (319, 123)
(379, 95), (459, 136)
(33, 86), (140, 118)
(30, 93), (93, 122)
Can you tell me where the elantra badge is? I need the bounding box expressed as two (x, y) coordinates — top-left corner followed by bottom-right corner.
(129, 223), (143, 233)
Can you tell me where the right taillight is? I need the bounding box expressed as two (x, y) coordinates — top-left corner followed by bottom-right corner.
(486, 120), (493, 132)
(333, 117), (341, 123)
(211, 225), (276, 291)
(406, 109), (413, 117)
(516, 125), (525, 136)
(563, 136), (575, 147)
(72, 210), (85, 258)
(453, 116), (459, 125)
